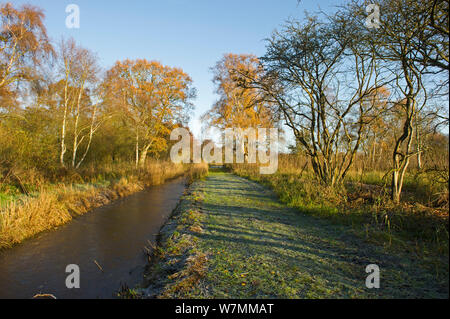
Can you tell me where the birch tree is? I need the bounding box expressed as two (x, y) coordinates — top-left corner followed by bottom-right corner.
(44, 38), (101, 168)
(0, 2), (53, 114)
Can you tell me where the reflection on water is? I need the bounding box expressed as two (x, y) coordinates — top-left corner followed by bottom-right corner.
(0, 177), (186, 299)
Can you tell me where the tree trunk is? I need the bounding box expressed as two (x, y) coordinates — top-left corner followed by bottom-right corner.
(60, 109), (67, 167)
(60, 61), (72, 168)
(135, 129), (139, 169)
(391, 157), (410, 203)
(391, 169), (400, 203)
(417, 147), (422, 170)
(139, 144), (152, 168)
(60, 82), (69, 168)
(71, 84), (85, 168)
(391, 96), (415, 203)
(76, 104), (98, 169)
(371, 133), (377, 168)
(416, 121), (422, 170)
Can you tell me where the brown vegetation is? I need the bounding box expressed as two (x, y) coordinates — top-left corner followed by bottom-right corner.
(0, 162), (207, 249)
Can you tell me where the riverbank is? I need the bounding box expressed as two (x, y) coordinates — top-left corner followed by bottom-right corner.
(0, 162), (208, 249)
(139, 171), (448, 298)
(0, 175), (193, 299)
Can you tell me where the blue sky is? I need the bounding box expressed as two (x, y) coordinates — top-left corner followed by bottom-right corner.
(13, 0), (342, 143)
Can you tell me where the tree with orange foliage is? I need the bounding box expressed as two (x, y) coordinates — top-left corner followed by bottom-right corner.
(0, 3), (53, 113)
(205, 53), (277, 130)
(203, 54), (279, 160)
(104, 59), (195, 167)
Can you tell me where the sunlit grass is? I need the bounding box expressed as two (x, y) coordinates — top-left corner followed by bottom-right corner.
(144, 171), (448, 298)
(232, 162), (449, 259)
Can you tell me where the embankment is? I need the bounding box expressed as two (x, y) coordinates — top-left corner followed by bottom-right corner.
(0, 162), (208, 249)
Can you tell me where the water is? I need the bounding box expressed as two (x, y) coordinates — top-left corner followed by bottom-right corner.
(0, 177), (186, 299)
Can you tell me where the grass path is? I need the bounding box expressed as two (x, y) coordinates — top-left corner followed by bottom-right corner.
(145, 171), (448, 298)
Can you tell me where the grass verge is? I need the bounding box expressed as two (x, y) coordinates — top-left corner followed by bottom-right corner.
(136, 173), (209, 298)
(232, 164), (449, 259)
(138, 171), (448, 298)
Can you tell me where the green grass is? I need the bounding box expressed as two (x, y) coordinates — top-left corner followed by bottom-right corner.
(142, 171), (448, 298)
(233, 166), (449, 257)
(0, 193), (16, 208)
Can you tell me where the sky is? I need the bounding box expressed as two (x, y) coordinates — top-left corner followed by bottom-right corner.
(12, 0), (342, 145)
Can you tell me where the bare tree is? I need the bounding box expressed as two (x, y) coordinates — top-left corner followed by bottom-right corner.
(362, 0), (444, 202)
(249, 14), (388, 186)
(343, 0), (448, 202)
